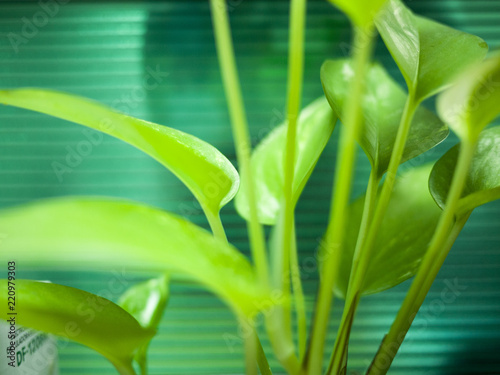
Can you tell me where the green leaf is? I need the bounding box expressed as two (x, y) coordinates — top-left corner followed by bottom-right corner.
(430, 126), (500, 217)
(0, 279), (153, 375)
(0, 197), (267, 317)
(118, 274), (170, 374)
(0, 89), (239, 220)
(118, 274), (169, 330)
(334, 164), (442, 297)
(375, 0), (488, 101)
(437, 55), (500, 142)
(321, 59), (448, 177)
(235, 97), (336, 225)
(328, 0), (387, 28)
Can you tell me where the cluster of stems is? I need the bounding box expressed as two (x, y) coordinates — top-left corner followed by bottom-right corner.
(208, 1), (476, 375)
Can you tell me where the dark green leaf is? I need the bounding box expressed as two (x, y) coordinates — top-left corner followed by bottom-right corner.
(0, 197), (267, 317)
(0, 279), (153, 374)
(437, 55), (500, 141)
(321, 59), (448, 177)
(375, 0), (488, 101)
(235, 97), (336, 225)
(0, 89), (239, 220)
(430, 126), (500, 216)
(334, 164), (442, 297)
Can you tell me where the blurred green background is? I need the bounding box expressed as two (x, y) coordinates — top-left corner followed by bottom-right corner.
(0, 0), (499, 374)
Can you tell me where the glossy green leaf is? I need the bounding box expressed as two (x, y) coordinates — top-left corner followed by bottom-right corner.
(334, 164), (442, 297)
(235, 97), (336, 225)
(375, 0), (488, 101)
(118, 274), (169, 374)
(328, 0), (387, 28)
(118, 274), (169, 330)
(0, 89), (239, 220)
(321, 59), (448, 177)
(437, 55), (500, 142)
(0, 279), (153, 374)
(430, 126), (500, 217)
(0, 197), (267, 317)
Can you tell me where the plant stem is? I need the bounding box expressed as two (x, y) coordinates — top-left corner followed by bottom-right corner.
(290, 223), (307, 360)
(205, 210), (228, 243)
(135, 345), (149, 375)
(111, 359), (137, 375)
(327, 168), (380, 374)
(266, 217), (301, 374)
(209, 0), (269, 286)
(326, 93), (418, 373)
(326, 294), (358, 375)
(306, 26), (375, 375)
(265, 0), (308, 370)
(348, 92), (418, 293)
(350, 169), (380, 282)
(256, 334), (274, 375)
(367, 140), (476, 375)
(282, 0), (307, 364)
(242, 322), (258, 375)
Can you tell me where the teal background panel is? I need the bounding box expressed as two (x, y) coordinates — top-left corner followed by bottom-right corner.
(0, 0), (499, 374)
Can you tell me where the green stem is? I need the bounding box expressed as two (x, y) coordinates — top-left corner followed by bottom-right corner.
(285, 0), (308, 359)
(327, 169), (380, 374)
(348, 169), (381, 291)
(290, 223), (307, 360)
(266, 0), (307, 370)
(367, 140), (476, 375)
(135, 344), (149, 375)
(349, 92), (418, 291)
(111, 359), (137, 375)
(329, 94), (418, 371)
(283, 0), (307, 330)
(306, 26), (375, 375)
(243, 321), (258, 375)
(256, 334), (273, 375)
(326, 294), (359, 375)
(209, 0), (269, 286)
(266, 226), (301, 374)
(326, 92), (417, 375)
(205, 210), (228, 243)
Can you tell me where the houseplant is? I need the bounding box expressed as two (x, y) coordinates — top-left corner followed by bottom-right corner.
(1, 0), (499, 374)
